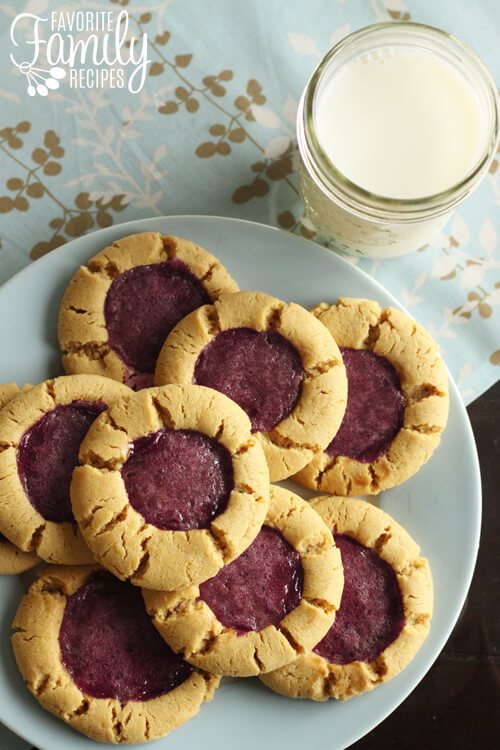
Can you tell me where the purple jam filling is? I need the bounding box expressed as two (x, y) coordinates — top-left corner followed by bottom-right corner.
(121, 429), (234, 531)
(123, 369), (154, 391)
(314, 534), (405, 664)
(193, 327), (304, 433)
(17, 401), (106, 523)
(59, 571), (193, 701)
(104, 259), (211, 375)
(199, 525), (304, 632)
(326, 347), (405, 463)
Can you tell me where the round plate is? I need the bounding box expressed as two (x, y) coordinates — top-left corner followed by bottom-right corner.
(0, 216), (481, 750)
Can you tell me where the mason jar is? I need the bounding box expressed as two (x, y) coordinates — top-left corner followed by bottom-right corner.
(297, 23), (499, 259)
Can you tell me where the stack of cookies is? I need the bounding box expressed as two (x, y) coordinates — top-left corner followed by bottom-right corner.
(0, 232), (449, 744)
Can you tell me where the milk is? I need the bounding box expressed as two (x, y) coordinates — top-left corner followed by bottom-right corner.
(298, 23), (500, 258)
(315, 46), (487, 200)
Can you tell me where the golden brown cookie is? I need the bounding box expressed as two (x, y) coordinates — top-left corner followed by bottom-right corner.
(260, 495), (433, 701)
(58, 232), (239, 389)
(71, 384), (269, 591)
(154, 290), (348, 482)
(12, 565), (219, 744)
(0, 375), (130, 566)
(0, 536), (39, 575)
(0, 382), (32, 406)
(0, 383), (40, 574)
(294, 298), (449, 495)
(143, 485), (343, 677)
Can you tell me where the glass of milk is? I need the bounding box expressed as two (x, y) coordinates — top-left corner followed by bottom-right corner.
(297, 23), (499, 258)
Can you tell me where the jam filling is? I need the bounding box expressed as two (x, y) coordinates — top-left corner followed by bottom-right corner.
(121, 429), (234, 531)
(194, 327), (304, 432)
(314, 533), (405, 664)
(17, 401), (106, 523)
(123, 370), (155, 391)
(104, 259), (211, 377)
(199, 526), (304, 632)
(326, 347), (405, 462)
(59, 572), (193, 701)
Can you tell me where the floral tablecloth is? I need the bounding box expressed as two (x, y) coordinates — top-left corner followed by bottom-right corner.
(0, 0), (498, 745)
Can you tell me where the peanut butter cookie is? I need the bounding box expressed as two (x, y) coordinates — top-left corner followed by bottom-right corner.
(0, 375), (130, 565)
(144, 486), (343, 677)
(0, 535), (39, 575)
(260, 495), (433, 701)
(0, 383), (40, 574)
(155, 290), (348, 481)
(59, 232), (238, 389)
(294, 298), (449, 495)
(71, 384), (269, 591)
(12, 565), (219, 743)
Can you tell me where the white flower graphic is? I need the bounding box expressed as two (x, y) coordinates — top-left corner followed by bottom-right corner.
(16, 62), (66, 97)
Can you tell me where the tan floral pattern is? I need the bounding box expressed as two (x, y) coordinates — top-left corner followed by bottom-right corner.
(135, 13), (306, 226)
(0, 122), (127, 259)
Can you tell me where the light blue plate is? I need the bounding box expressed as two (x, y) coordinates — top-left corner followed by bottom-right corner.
(0, 216), (481, 750)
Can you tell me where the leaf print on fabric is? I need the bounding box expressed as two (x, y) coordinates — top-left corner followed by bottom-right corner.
(232, 143), (296, 204)
(277, 209), (316, 239)
(264, 136), (291, 159)
(155, 31), (170, 45)
(130, 10), (300, 206)
(251, 105), (281, 129)
(0, 123), (64, 213)
(489, 283), (500, 306)
(0, 119), (128, 258)
(58, 84), (166, 213)
(283, 95), (298, 126)
(380, 0), (411, 19)
(450, 213), (471, 248)
(387, 9), (411, 20)
(432, 254), (458, 281)
(30, 193), (128, 259)
(193, 79), (264, 159)
(330, 23), (352, 47)
(479, 220), (497, 255)
(149, 61), (164, 76)
(400, 272), (428, 307)
(371, 0), (411, 22)
(288, 32), (321, 57)
(450, 279), (500, 321)
(460, 261), (486, 290)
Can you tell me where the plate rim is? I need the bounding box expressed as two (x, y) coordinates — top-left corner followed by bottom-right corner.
(0, 214), (482, 750)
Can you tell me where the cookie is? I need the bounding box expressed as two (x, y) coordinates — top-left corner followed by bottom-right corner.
(0, 535), (39, 575)
(294, 298), (449, 495)
(260, 495), (433, 701)
(0, 382), (32, 405)
(154, 290), (348, 481)
(58, 232), (239, 389)
(71, 384), (269, 591)
(143, 486), (343, 677)
(0, 375), (130, 565)
(12, 565), (219, 744)
(0, 383), (40, 575)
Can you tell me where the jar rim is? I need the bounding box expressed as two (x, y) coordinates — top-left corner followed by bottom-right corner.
(299, 22), (500, 223)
